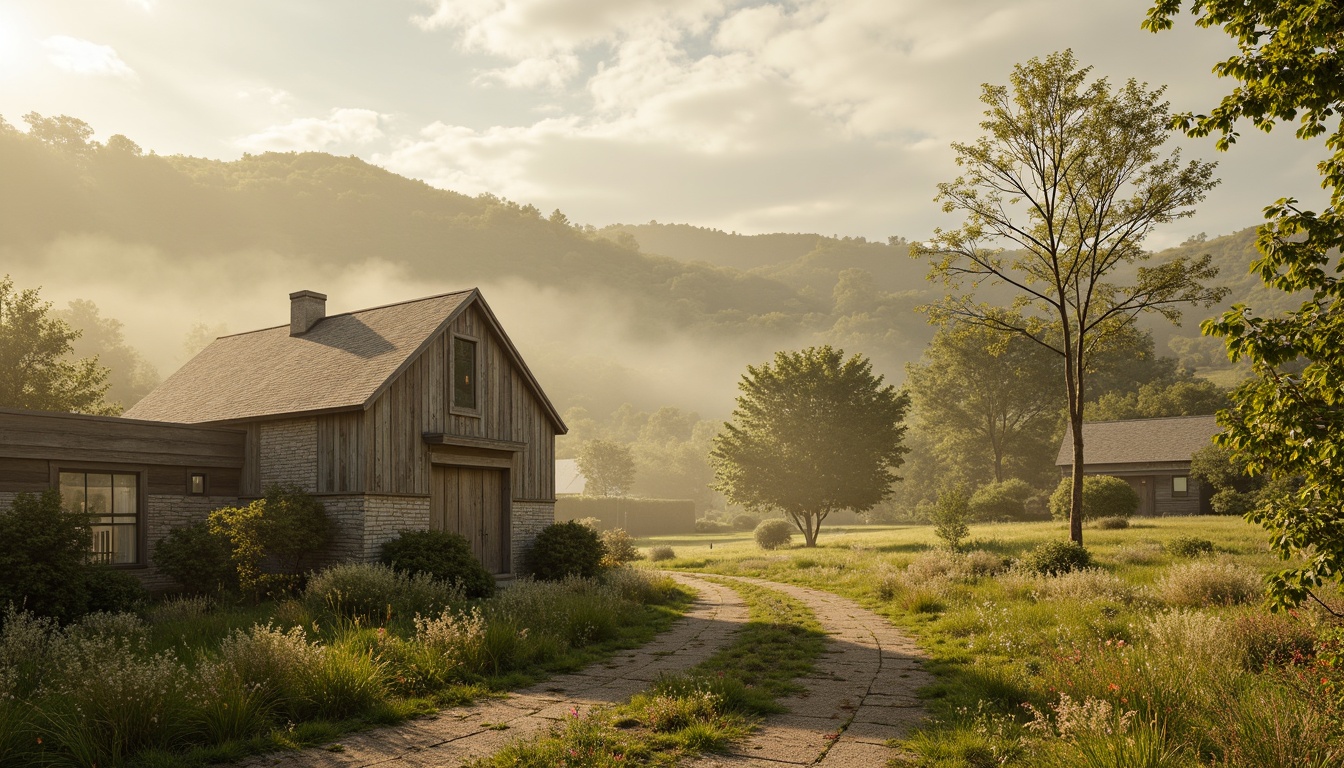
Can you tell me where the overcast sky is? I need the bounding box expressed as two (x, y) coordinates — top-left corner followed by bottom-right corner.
(0, 0), (1329, 247)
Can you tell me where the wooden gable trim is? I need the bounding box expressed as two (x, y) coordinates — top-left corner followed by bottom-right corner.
(362, 290), (568, 434)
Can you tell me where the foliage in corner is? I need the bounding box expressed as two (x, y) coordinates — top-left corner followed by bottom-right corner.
(711, 345), (910, 547)
(1145, 0), (1344, 609)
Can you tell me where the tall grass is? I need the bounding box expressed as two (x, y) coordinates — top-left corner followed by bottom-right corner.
(0, 565), (688, 767)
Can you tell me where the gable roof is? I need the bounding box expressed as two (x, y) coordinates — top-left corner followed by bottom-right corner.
(124, 289), (565, 431)
(1056, 415), (1220, 467)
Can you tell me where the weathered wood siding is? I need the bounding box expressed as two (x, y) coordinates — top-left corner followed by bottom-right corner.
(314, 303), (557, 500)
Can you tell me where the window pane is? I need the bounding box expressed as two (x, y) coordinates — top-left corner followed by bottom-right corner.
(1173, 476), (1188, 494)
(113, 474), (137, 516)
(60, 472), (85, 514)
(453, 338), (477, 410)
(191, 473), (205, 495)
(112, 525), (137, 564)
(85, 474), (113, 518)
(91, 526), (114, 565)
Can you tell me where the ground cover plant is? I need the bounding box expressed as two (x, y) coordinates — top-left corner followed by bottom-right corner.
(471, 579), (827, 767)
(0, 566), (691, 767)
(643, 517), (1344, 767)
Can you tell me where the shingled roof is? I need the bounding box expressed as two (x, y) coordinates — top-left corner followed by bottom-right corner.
(1056, 415), (1221, 467)
(124, 289), (564, 429)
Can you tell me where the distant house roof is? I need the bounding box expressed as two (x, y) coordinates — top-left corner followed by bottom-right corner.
(1056, 415), (1221, 467)
(124, 289), (565, 430)
(555, 458), (586, 495)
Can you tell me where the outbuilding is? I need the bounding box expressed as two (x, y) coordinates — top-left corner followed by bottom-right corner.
(1056, 415), (1220, 516)
(0, 289), (566, 589)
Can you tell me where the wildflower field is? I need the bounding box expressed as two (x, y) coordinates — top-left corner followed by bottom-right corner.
(646, 517), (1344, 767)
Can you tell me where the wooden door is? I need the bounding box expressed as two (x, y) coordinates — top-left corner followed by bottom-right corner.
(431, 465), (509, 574)
(1128, 476), (1157, 516)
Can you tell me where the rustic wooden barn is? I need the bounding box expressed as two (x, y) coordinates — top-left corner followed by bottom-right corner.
(0, 288), (564, 588)
(125, 289), (566, 576)
(1057, 415), (1220, 516)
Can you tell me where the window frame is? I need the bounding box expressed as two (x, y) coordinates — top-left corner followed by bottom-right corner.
(52, 464), (147, 569)
(1172, 475), (1189, 497)
(189, 472), (208, 496)
(449, 332), (483, 417)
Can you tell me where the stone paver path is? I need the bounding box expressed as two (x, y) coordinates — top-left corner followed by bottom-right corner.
(683, 575), (932, 768)
(239, 573), (748, 768)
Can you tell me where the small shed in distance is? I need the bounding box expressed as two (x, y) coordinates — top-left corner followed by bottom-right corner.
(1057, 415), (1221, 516)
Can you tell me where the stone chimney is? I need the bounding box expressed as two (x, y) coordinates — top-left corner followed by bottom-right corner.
(289, 290), (327, 336)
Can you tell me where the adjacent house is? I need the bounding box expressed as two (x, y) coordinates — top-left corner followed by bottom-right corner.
(1056, 415), (1220, 516)
(0, 289), (566, 589)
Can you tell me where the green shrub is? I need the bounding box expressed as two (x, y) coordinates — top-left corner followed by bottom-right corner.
(1021, 540), (1092, 575)
(1159, 561), (1262, 607)
(153, 521), (237, 595)
(968, 479), (1036, 521)
(0, 490), (92, 623)
(208, 486), (334, 598)
(1049, 475), (1140, 521)
(694, 518), (731, 533)
(525, 522), (606, 581)
(304, 562), (464, 624)
(753, 519), (793, 550)
(599, 528), (643, 568)
(1211, 488), (1256, 516)
(1167, 536), (1215, 558)
(1231, 611), (1319, 671)
(648, 545), (676, 562)
(931, 485), (972, 551)
(378, 529), (495, 599)
(83, 567), (148, 614)
(731, 514), (759, 531)
(1092, 516), (1131, 529)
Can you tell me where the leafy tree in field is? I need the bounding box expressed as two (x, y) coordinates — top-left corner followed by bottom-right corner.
(911, 51), (1226, 545)
(1145, 1), (1344, 611)
(576, 439), (637, 497)
(0, 276), (116, 414)
(710, 346), (910, 547)
(1089, 377), (1230, 421)
(906, 323), (1060, 485)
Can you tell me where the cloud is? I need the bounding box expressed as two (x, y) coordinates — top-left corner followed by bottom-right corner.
(43, 35), (136, 78)
(236, 108), (388, 152)
(236, 86), (293, 107)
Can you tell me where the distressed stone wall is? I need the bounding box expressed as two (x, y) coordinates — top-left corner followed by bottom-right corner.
(259, 417), (318, 491)
(0, 492), (17, 512)
(316, 495), (369, 564)
(510, 500), (555, 575)
(362, 495), (432, 561)
(141, 494), (240, 591)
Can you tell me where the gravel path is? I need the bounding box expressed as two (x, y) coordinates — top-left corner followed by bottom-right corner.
(238, 573), (749, 768)
(681, 575), (932, 768)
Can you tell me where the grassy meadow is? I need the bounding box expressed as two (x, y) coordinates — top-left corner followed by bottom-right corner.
(644, 517), (1344, 768)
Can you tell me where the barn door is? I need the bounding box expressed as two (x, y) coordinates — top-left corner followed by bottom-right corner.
(431, 465), (509, 574)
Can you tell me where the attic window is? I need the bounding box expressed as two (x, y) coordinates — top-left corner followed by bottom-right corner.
(453, 336), (478, 411)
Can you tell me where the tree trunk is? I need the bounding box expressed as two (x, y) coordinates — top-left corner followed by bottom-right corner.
(803, 514), (818, 547)
(1067, 339), (1086, 546)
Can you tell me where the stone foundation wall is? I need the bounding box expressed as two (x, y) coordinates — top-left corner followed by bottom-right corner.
(141, 494), (240, 591)
(259, 418), (318, 491)
(362, 495), (432, 561)
(0, 492), (17, 512)
(510, 500), (555, 575)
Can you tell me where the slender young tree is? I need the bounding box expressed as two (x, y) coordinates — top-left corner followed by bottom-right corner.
(912, 51), (1227, 544)
(1145, 1), (1344, 610)
(710, 346), (910, 547)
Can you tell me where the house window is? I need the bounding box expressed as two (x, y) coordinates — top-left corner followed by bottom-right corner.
(452, 336), (478, 411)
(60, 471), (139, 565)
(1172, 475), (1189, 497)
(190, 472), (207, 495)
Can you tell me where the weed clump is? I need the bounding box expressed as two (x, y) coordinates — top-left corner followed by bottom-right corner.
(1020, 540), (1091, 575)
(304, 562), (464, 624)
(1166, 535), (1215, 558)
(1091, 516), (1131, 529)
(647, 545), (677, 562)
(1158, 561), (1262, 607)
